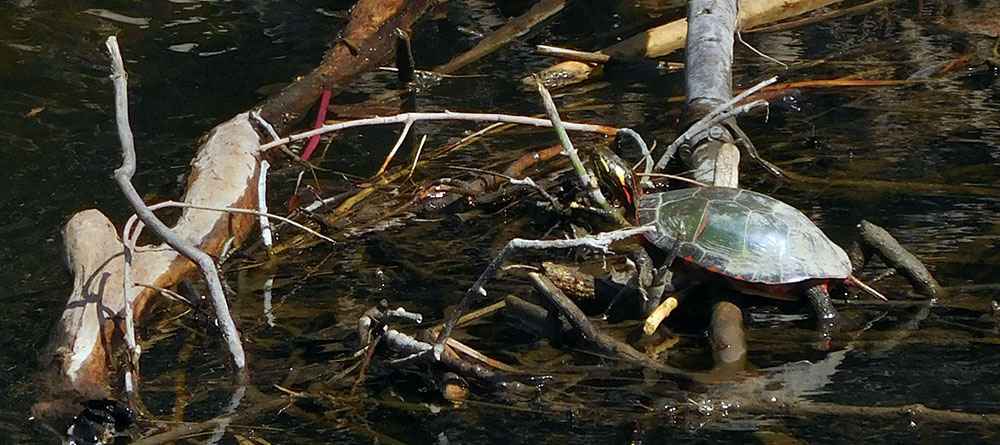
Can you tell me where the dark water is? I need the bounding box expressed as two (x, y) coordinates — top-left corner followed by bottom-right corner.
(2, 0), (999, 443)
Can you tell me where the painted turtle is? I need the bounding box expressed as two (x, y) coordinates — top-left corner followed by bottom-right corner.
(593, 149), (885, 328)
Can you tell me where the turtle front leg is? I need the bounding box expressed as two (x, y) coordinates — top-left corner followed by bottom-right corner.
(805, 284), (840, 334)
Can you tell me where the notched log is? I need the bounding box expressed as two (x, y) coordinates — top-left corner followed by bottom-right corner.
(36, 114), (262, 417)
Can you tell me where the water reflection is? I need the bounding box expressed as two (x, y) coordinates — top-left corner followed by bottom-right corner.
(2, 0), (999, 443)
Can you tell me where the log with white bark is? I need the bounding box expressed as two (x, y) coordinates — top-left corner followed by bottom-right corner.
(34, 0), (437, 416)
(34, 114), (262, 416)
(683, 0), (749, 370)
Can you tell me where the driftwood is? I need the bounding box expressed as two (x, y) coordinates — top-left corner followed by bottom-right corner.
(37, 111), (262, 415)
(108, 37), (246, 383)
(853, 220), (946, 298)
(37, 0), (437, 416)
(531, 0), (846, 89)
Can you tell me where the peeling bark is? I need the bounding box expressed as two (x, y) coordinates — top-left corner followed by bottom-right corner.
(36, 114), (261, 416)
(39, 0), (441, 415)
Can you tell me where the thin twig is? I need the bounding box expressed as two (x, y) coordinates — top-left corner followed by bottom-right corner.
(406, 134), (428, 180)
(736, 30), (788, 68)
(259, 111), (618, 151)
(535, 44), (683, 70)
(534, 78), (627, 225)
(616, 128), (654, 185)
(377, 66), (488, 79)
(656, 76), (777, 169)
(257, 160), (273, 253)
(637, 172), (711, 187)
(375, 118), (414, 176)
(124, 201), (336, 246)
(250, 110), (280, 141)
(537, 44), (613, 63)
(135, 283), (194, 307)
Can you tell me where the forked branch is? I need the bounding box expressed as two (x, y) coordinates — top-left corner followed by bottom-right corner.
(106, 36), (246, 372)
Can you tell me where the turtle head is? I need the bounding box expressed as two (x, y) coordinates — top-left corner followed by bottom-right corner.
(592, 146), (641, 218)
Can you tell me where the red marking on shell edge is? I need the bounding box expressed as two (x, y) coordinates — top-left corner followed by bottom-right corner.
(734, 275), (745, 281)
(684, 255), (694, 262)
(695, 214), (709, 239)
(706, 266), (719, 273)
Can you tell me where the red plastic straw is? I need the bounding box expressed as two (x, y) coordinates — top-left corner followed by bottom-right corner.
(300, 89), (332, 161)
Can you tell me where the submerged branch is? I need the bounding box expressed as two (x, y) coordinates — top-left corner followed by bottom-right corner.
(529, 272), (693, 381)
(734, 399), (1000, 427)
(433, 226), (656, 360)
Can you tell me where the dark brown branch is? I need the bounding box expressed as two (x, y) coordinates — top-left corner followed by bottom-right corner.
(528, 272), (694, 381)
(857, 220), (946, 298)
(438, 0), (566, 74)
(256, 0), (434, 134)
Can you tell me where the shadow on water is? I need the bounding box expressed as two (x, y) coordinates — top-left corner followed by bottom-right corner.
(2, 0), (999, 443)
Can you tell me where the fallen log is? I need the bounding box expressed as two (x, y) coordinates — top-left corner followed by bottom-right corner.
(530, 0), (846, 89)
(36, 112), (262, 417)
(36, 0), (437, 417)
(256, 0), (435, 134)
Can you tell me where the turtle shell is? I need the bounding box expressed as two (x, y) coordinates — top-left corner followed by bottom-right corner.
(636, 186), (852, 285)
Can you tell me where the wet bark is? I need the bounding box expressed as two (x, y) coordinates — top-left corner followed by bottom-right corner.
(855, 220), (946, 298)
(256, 0), (435, 135)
